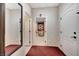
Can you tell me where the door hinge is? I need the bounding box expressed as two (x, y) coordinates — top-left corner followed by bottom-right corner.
(45, 40), (46, 43)
(29, 41), (31, 43)
(29, 30), (31, 32)
(60, 17), (62, 20)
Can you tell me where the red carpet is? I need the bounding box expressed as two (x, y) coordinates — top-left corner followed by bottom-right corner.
(5, 45), (21, 56)
(26, 46), (65, 56)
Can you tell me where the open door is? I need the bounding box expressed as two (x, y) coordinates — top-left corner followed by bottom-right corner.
(23, 13), (32, 46)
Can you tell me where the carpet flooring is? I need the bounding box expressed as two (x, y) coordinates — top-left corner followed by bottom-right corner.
(26, 46), (65, 56)
(5, 45), (21, 56)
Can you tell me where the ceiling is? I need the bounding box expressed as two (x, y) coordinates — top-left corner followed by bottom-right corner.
(6, 3), (21, 10)
(29, 3), (59, 8)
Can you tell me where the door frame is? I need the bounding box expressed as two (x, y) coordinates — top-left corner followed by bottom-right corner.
(7, 3), (23, 56)
(8, 3), (23, 55)
(18, 3), (23, 46)
(0, 3), (5, 56)
(24, 12), (32, 46)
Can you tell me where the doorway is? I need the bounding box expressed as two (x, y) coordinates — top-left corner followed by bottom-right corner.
(0, 3), (23, 56)
(4, 3), (23, 56)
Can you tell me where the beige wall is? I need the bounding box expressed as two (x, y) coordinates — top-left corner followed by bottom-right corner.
(32, 7), (59, 46)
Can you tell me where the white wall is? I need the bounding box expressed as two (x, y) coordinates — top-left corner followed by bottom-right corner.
(32, 7), (59, 46)
(5, 7), (21, 46)
(5, 8), (10, 46)
(21, 3), (31, 16)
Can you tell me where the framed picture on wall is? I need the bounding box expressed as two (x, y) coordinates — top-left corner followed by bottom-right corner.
(37, 22), (44, 37)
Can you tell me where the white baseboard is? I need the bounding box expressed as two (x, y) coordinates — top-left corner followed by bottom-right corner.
(58, 45), (66, 56)
(25, 45), (32, 55)
(32, 44), (58, 47)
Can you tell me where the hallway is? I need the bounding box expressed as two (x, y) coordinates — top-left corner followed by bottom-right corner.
(26, 46), (65, 56)
(0, 3), (79, 56)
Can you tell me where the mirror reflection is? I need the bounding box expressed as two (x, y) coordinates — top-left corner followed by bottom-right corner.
(5, 3), (22, 56)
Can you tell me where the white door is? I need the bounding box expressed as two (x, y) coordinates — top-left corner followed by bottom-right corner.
(61, 9), (77, 55)
(77, 3), (79, 56)
(24, 15), (33, 46)
(24, 16), (30, 46)
(29, 18), (33, 45)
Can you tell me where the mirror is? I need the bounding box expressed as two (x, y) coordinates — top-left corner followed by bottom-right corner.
(5, 3), (22, 56)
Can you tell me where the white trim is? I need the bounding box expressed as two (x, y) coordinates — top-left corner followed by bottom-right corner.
(58, 45), (67, 56)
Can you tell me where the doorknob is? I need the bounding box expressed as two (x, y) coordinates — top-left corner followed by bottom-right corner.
(77, 12), (79, 14)
(73, 36), (76, 39)
(71, 36), (76, 39)
(74, 32), (76, 35)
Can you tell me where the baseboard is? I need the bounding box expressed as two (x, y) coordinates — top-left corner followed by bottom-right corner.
(47, 45), (58, 47)
(25, 45), (32, 55)
(32, 44), (58, 47)
(58, 46), (66, 56)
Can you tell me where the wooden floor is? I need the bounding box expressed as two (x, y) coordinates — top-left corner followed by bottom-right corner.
(26, 46), (65, 56)
(5, 45), (21, 56)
